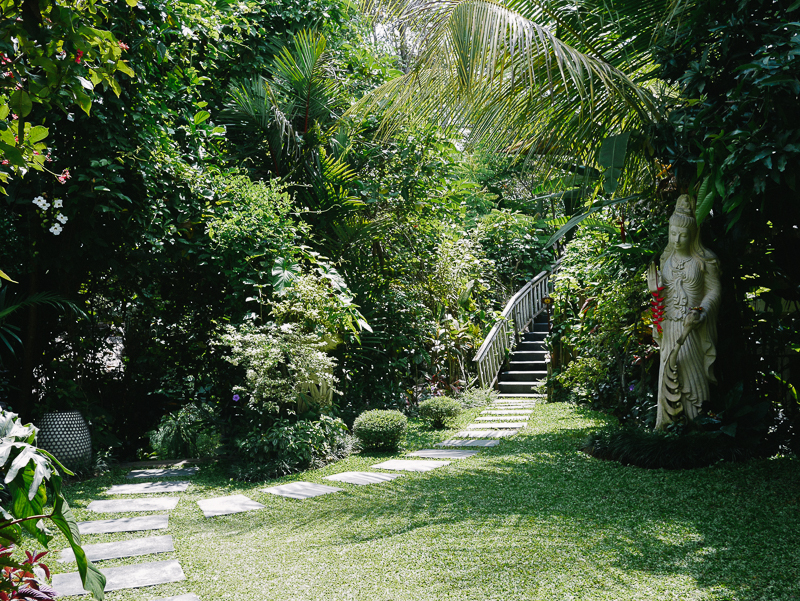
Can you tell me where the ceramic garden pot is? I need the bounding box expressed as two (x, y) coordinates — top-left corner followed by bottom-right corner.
(36, 411), (92, 472)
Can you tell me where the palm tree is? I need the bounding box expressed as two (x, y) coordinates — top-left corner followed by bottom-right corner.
(354, 0), (680, 219)
(222, 29), (360, 212)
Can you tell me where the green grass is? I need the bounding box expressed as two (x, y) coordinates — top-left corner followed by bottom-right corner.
(45, 403), (800, 601)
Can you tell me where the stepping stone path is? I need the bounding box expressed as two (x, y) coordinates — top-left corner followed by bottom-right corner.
(323, 472), (404, 485)
(77, 515), (169, 535)
(466, 422), (528, 429)
(127, 467), (199, 479)
(475, 415), (530, 421)
(454, 429), (519, 438)
(371, 459), (450, 472)
(88, 498), (179, 513)
(53, 560), (185, 596)
(407, 449), (478, 459)
(435, 439), (499, 447)
(59, 535), (175, 563)
(196, 494), (265, 517)
(55, 466), (200, 598)
(263, 482), (343, 500)
(56, 396), (540, 598)
(107, 481), (190, 495)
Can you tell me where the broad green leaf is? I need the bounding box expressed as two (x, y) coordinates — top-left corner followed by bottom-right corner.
(9, 91), (32, 118)
(75, 89), (92, 116)
(51, 474), (106, 600)
(0, 269), (17, 283)
(270, 257), (301, 293)
(193, 110), (210, 125)
(116, 61), (135, 78)
(0, 142), (24, 167)
(598, 133), (631, 169)
(27, 126), (48, 144)
(126, 0), (138, 5)
(695, 176), (715, 226)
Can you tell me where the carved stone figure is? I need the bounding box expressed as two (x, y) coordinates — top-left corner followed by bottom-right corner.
(647, 195), (721, 430)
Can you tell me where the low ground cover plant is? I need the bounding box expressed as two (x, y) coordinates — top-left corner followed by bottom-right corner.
(418, 398), (461, 429)
(352, 409), (408, 451)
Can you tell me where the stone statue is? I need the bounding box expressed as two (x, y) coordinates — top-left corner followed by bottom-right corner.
(647, 194), (721, 430)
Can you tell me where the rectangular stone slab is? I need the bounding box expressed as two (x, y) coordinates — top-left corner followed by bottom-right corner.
(323, 472), (404, 485)
(466, 422), (527, 429)
(407, 449), (478, 459)
(262, 482), (343, 500)
(475, 415), (530, 421)
(52, 560), (185, 596)
(88, 498), (179, 513)
(371, 459), (450, 472)
(196, 494), (265, 517)
(59, 535), (174, 563)
(436, 439), (499, 447)
(152, 595), (201, 601)
(107, 481), (190, 495)
(482, 409), (533, 414)
(78, 515), (169, 535)
(454, 429), (518, 438)
(127, 467), (199, 479)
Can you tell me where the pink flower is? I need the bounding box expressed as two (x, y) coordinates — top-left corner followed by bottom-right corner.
(118, 41), (129, 51)
(57, 169), (71, 184)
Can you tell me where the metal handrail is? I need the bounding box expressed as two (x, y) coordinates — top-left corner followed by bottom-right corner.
(473, 270), (551, 388)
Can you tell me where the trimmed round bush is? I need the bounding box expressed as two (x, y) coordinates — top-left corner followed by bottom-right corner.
(353, 409), (408, 451)
(418, 398), (462, 429)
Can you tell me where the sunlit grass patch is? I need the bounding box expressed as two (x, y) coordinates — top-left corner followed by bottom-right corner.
(46, 403), (800, 601)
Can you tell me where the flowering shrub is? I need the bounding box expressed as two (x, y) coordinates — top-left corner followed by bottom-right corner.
(218, 322), (338, 413)
(31, 196), (68, 236)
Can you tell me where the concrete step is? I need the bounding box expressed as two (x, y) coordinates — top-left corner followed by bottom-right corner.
(499, 371), (548, 382)
(509, 361), (546, 371)
(532, 323), (549, 332)
(522, 331), (546, 342)
(512, 350), (545, 360)
(498, 381), (544, 394)
(514, 343), (547, 354)
(497, 393), (545, 399)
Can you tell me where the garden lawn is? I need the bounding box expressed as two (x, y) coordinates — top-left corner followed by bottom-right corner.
(50, 403), (800, 601)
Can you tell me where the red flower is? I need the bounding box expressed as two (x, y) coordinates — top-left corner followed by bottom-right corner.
(75, 50), (83, 63)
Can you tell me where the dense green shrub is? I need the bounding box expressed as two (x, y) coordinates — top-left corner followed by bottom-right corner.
(231, 415), (351, 481)
(148, 403), (221, 460)
(352, 409), (408, 451)
(582, 428), (758, 470)
(418, 398), (461, 429)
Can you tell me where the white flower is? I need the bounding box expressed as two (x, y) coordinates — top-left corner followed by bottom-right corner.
(32, 195), (48, 209)
(53, 198), (63, 208)
(56, 213), (68, 224)
(49, 223), (62, 235)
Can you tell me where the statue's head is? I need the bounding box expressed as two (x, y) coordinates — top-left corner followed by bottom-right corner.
(668, 196), (695, 251)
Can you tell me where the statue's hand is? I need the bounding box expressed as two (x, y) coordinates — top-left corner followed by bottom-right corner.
(684, 308), (706, 329)
(646, 263), (659, 293)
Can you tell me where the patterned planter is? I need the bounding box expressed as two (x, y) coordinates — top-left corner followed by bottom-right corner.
(36, 411), (92, 472)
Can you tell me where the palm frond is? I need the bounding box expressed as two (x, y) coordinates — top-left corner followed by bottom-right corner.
(353, 0), (667, 184)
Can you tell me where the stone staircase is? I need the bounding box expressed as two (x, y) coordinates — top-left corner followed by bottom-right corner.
(497, 316), (548, 395)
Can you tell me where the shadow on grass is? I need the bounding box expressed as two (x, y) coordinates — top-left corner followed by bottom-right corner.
(59, 405), (800, 601)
